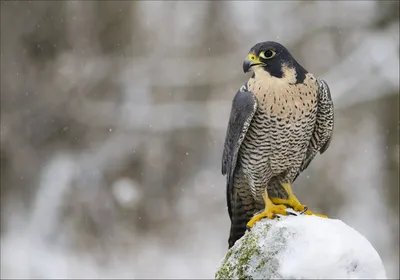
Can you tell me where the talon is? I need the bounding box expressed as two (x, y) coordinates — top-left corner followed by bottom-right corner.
(287, 210), (298, 216)
(246, 204), (288, 228)
(300, 206), (309, 215)
(246, 190), (288, 229)
(299, 207), (328, 218)
(270, 182), (328, 218)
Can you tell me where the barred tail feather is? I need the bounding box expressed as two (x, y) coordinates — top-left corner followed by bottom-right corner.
(228, 195), (250, 248)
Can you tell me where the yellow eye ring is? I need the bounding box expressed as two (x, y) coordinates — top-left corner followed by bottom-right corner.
(260, 50), (275, 59)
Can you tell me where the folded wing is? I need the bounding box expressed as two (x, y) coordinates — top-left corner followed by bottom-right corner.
(222, 86), (258, 220)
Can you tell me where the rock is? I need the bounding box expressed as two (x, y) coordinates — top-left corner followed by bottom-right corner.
(215, 214), (387, 279)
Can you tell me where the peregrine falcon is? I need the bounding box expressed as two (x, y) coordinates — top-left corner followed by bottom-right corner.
(222, 41), (334, 248)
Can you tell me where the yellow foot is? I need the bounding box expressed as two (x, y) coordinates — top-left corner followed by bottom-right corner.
(246, 190), (289, 229)
(270, 183), (328, 218)
(246, 204), (288, 228)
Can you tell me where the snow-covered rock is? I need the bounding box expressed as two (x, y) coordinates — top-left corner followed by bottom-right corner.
(215, 213), (387, 279)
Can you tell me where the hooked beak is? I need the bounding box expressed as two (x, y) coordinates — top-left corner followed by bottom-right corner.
(243, 53), (263, 73)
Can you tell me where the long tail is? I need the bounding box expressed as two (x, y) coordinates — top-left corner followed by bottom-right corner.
(228, 188), (262, 248)
(228, 192), (250, 248)
(228, 198), (250, 248)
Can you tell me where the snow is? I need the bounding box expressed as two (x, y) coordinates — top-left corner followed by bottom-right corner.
(112, 177), (142, 208)
(216, 213), (387, 279)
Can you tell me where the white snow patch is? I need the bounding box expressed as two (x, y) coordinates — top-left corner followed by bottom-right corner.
(277, 215), (386, 279)
(217, 215), (387, 279)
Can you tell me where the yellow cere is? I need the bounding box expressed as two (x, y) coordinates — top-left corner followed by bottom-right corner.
(247, 53), (261, 64)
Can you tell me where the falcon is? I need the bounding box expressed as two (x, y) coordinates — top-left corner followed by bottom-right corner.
(222, 41), (334, 248)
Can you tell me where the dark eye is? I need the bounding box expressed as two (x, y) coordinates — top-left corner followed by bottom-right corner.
(265, 50), (273, 57)
(260, 49), (276, 59)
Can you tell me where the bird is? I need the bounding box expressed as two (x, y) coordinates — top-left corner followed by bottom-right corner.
(221, 41), (334, 249)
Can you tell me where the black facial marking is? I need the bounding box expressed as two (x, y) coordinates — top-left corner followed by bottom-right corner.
(293, 63), (307, 84)
(249, 41), (308, 83)
(262, 63), (283, 79)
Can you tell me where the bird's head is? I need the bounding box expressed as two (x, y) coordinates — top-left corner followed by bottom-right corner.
(243, 41), (307, 83)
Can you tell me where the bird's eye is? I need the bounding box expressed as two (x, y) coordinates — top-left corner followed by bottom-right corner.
(260, 50), (275, 59)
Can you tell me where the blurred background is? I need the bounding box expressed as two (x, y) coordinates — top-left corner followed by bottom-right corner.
(1, 0), (399, 278)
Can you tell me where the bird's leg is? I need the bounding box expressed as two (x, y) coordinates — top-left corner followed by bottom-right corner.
(270, 183), (328, 218)
(246, 189), (288, 229)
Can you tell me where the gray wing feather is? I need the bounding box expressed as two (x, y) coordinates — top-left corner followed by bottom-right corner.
(222, 86), (257, 220)
(295, 79), (334, 179)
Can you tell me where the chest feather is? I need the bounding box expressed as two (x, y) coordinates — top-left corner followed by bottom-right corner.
(247, 70), (318, 122)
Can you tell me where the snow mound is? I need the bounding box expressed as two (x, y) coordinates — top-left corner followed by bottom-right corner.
(215, 214), (387, 279)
